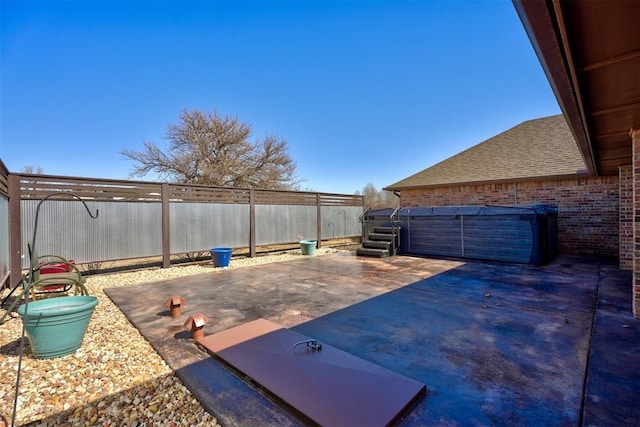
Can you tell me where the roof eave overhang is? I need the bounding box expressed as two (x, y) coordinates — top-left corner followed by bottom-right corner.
(512, 0), (598, 175)
(385, 172), (590, 192)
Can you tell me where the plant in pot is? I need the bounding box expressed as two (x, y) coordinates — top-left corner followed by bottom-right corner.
(6, 192), (99, 427)
(18, 193), (100, 359)
(297, 235), (317, 256)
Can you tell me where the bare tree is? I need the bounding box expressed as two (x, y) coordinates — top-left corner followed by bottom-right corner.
(122, 109), (300, 189)
(21, 165), (44, 174)
(381, 188), (400, 207)
(20, 165), (44, 197)
(356, 183), (399, 209)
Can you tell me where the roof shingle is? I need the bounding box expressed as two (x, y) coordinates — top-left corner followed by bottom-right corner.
(386, 115), (587, 190)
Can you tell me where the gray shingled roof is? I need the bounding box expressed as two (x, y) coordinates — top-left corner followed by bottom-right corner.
(386, 115), (587, 190)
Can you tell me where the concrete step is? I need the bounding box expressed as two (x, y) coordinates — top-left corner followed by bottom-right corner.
(369, 233), (395, 241)
(362, 240), (391, 250)
(356, 248), (390, 257)
(373, 226), (400, 234)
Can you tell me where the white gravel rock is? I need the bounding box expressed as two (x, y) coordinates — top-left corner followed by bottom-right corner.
(0, 247), (345, 425)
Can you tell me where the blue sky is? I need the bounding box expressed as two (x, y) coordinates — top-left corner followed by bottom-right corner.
(0, 0), (560, 195)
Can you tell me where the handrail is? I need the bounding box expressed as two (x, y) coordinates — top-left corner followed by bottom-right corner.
(389, 206), (401, 256)
(358, 207), (370, 221)
(359, 207), (371, 242)
(389, 205), (401, 220)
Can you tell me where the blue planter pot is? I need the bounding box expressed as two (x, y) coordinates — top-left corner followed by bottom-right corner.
(211, 247), (233, 267)
(18, 295), (98, 359)
(299, 240), (317, 256)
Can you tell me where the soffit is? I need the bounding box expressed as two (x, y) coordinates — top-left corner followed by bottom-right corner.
(514, 0), (640, 176)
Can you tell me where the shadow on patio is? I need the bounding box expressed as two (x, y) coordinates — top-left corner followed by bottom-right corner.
(105, 252), (639, 426)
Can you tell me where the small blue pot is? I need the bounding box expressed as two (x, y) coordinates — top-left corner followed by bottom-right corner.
(210, 247), (233, 267)
(18, 295), (98, 359)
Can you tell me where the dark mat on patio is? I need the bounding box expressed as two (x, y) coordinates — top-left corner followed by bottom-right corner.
(199, 318), (425, 426)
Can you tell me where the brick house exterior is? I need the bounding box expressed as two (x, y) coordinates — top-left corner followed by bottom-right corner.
(632, 131), (640, 317)
(513, 0), (639, 318)
(400, 177), (619, 258)
(619, 165), (633, 270)
(386, 115), (621, 259)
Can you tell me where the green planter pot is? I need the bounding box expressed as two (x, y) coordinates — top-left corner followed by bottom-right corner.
(18, 295), (98, 359)
(299, 240), (317, 256)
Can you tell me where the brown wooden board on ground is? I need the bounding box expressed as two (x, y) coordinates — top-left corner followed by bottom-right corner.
(198, 318), (426, 427)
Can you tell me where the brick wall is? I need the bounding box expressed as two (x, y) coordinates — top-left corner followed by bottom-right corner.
(400, 176), (619, 257)
(619, 166), (633, 269)
(632, 130), (640, 318)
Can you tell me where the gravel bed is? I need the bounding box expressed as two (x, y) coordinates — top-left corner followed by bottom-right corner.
(0, 248), (345, 426)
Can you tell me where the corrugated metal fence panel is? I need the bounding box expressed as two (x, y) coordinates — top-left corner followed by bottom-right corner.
(255, 205), (317, 245)
(21, 200), (162, 268)
(170, 203), (250, 252)
(0, 195), (9, 278)
(321, 205), (362, 239)
(14, 174), (364, 267)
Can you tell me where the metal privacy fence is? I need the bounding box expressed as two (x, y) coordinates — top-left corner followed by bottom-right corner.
(0, 161), (9, 282)
(7, 173), (363, 279)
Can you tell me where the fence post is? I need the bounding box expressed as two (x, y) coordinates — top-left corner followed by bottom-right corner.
(8, 174), (22, 288)
(316, 193), (322, 248)
(250, 189), (256, 257)
(161, 183), (170, 268)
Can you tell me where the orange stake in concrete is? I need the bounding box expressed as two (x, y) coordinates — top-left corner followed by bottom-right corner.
(165, 295), (185, 317)
(184, 313), (208, 340)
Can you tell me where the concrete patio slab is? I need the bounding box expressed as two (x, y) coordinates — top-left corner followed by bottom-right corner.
(582, 262), (640, 425)
(105, 252), (640, 426)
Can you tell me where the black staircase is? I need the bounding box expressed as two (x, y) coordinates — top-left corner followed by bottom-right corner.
(357, 206), (401, 258)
